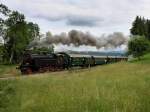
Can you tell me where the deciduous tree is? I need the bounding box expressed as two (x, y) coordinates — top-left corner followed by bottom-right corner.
(128, 36), (150, 60)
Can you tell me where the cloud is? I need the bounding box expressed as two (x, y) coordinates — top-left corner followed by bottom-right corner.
(1, 0), (103, 27)
(33, 12), (102, 27)
(66, 16), (101, 27)
(2, 0), (150, 33)
(4, 0), (149, 51)
(28, 1), (102, 27)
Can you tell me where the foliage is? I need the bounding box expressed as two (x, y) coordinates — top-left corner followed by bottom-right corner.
(0, 18), (5, 37)
(0, 45), (3, 54)
(0, 45), (4, 63)
(131, 16), (150, 40)
(0, 3), (11, 16)
(131, 16), (145, 36)
(0, 4), (40, 64)
(4, 11), (27, 63)
(27, 22), (40, 43)
(0, 4), (10, 38)
(128, 36), (150, 59)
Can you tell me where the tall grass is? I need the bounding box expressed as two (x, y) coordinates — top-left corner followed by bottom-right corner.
(0, 65), (20, 78)
(0, 61), (150, 112)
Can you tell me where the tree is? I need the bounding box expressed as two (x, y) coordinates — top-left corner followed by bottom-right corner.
(146, 20), (150, 40)
(0, 4), (41, 64)
(130, 16), (150, 40)
(0, 45), (4, 63)
(130, 16), (146, 36)
(128, 36), (150, 60)
(3, 11), (40, 63)
(0, 3), (11, 16)
(4, 11), (27, 63)
(27, 22), (40, 42)
(0, 4), (11, 63)
(0, 44), (4, 54)
(0, 4), (11, 39)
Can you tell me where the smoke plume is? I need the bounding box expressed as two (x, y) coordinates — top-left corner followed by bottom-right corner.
(28, 30), (128, 49)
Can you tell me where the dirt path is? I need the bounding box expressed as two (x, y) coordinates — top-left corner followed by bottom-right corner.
(0, 76), (22, 80)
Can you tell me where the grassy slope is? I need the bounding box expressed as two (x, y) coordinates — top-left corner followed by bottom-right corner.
(0, 54), (150, 112)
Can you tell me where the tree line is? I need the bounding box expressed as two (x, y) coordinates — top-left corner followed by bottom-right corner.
(129, 16), (150, 59)
(0, 4), (53, 64)
(130, 16), (150, 40)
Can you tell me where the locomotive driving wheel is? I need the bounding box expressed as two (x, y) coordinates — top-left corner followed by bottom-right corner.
(57, 56), (64, 68)
(26, 68), (32, 74)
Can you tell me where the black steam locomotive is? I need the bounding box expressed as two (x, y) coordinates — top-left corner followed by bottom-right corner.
(19, 52), (128, 74)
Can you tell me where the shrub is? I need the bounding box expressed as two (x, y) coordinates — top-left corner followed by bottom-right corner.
(128, 36), (150, 60)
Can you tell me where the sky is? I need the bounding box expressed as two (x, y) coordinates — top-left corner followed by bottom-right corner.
(1, 0), (150, 51)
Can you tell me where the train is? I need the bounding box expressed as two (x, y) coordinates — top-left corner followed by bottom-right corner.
(18, 52), (128, 74)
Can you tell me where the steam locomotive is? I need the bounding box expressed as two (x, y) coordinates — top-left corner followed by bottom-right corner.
(19, 52), (128, 74)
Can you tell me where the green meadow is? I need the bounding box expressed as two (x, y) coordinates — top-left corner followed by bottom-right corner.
(0, 54), (150, 112)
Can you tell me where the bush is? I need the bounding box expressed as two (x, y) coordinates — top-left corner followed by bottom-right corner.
(128, 36), (150, 60)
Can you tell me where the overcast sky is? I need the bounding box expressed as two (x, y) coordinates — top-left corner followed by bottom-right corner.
(1, 0), (150, 51)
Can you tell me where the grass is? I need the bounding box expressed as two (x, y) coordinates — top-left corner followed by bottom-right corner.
(0, 64), (20, 78)
(129, 53), (150, 64)
(0, 54), (150, 112)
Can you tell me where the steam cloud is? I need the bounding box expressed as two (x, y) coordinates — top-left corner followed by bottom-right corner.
(28, 30), (128, 49)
